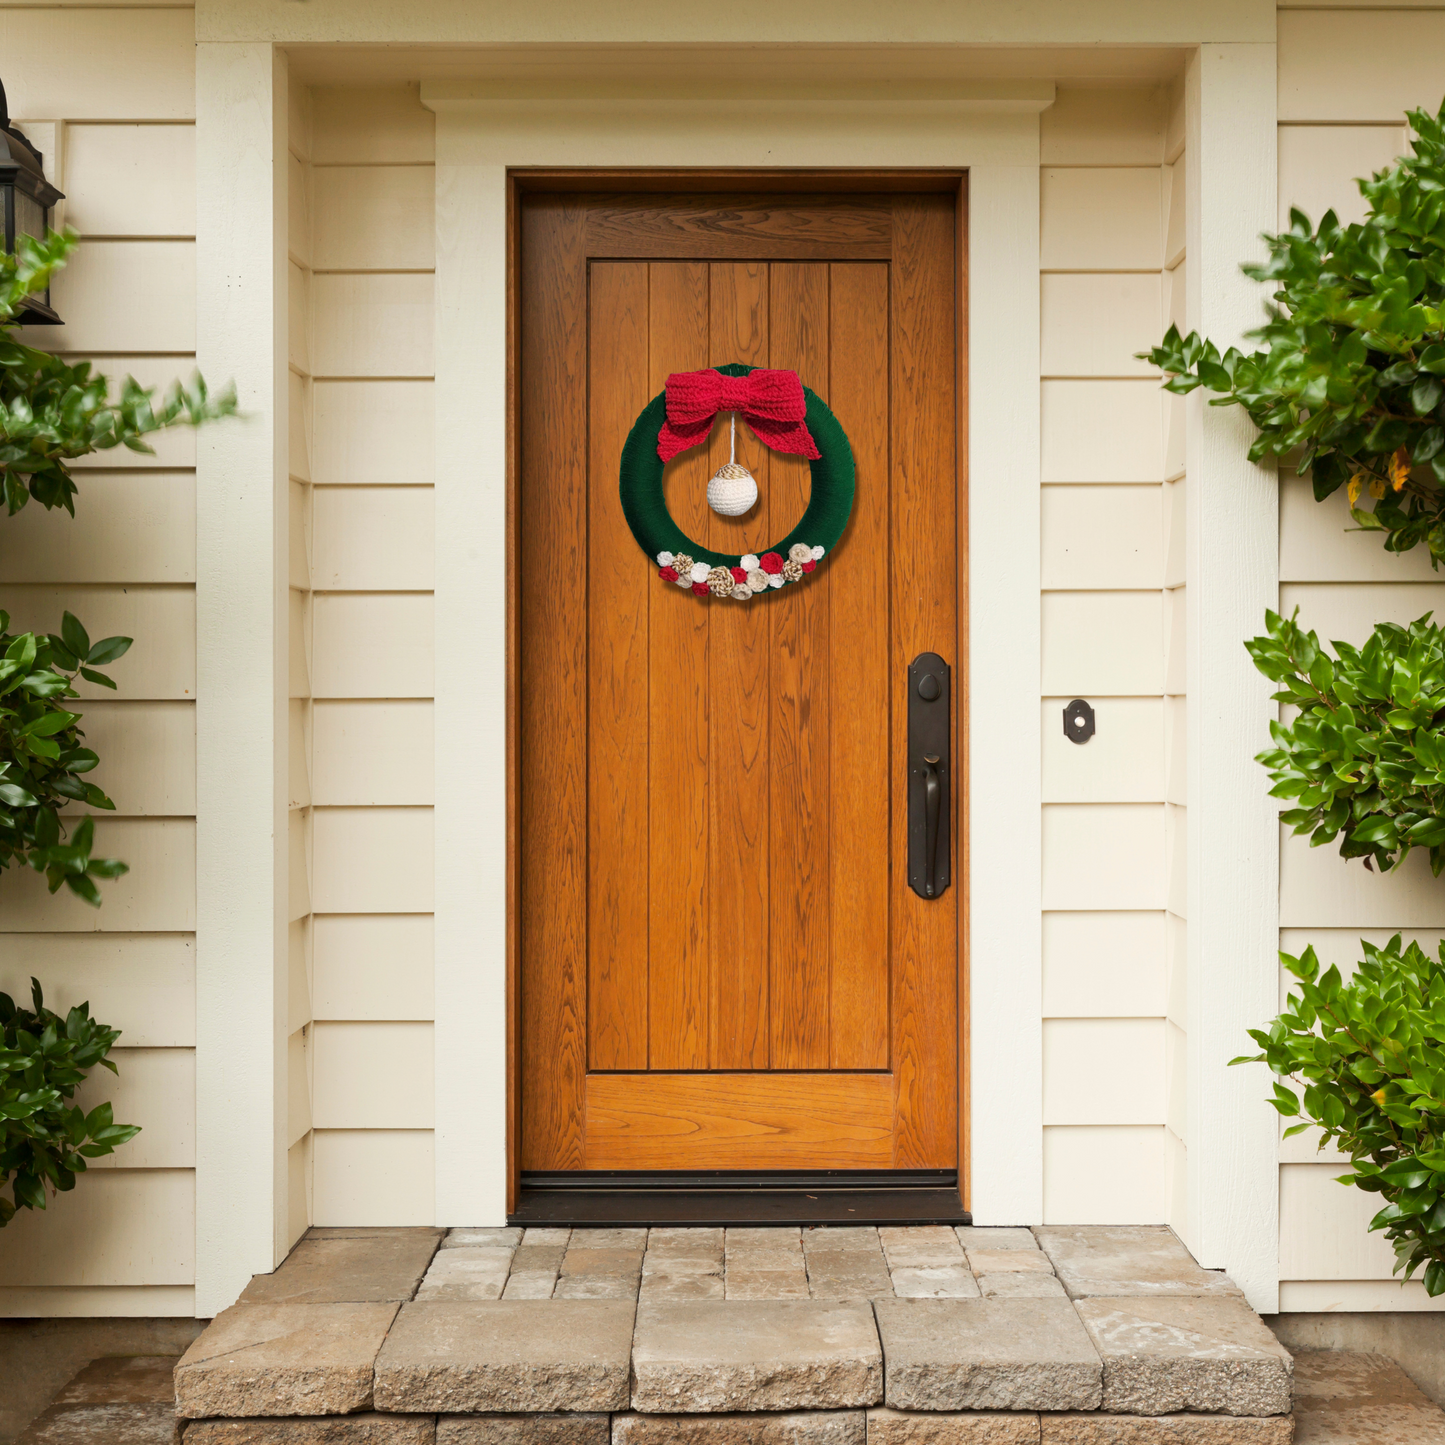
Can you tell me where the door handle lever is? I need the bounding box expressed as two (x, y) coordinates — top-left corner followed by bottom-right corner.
(907, 653), (951, 900)
(922, 754), (941, 898)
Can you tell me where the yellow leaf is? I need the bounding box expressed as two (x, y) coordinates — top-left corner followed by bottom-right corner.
(1348, 474), (1364, 506)
(1389, 446), (1411, 491)
(1370, 478), (1386, 500)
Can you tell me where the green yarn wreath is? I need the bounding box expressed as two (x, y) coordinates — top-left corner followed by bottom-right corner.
(619, 363), (855, 578)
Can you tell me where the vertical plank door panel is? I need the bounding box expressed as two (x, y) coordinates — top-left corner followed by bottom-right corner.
(587, 262), (651, 1071)
(521, 189), (961, 1175)
(519, 198), (589, 1169)
(827, 262), (891, 1071)
(888, 194), (958, 1165)
(707, 262), (772, 1070)
(647, 262), (713, 1073)
(768, 263), (833, 1071)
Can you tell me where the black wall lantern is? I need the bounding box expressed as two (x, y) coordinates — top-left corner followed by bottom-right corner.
(0, 75), (65, 325)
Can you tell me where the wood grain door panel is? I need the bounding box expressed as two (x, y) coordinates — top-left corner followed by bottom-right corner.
(519, 188), (962, 1173)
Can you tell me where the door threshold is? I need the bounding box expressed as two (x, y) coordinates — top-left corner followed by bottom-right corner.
(509, 1170), (971, 1227)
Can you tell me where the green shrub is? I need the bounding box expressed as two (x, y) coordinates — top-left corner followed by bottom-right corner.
(0, 610), (130, 903)
(0, 978), (138, 1225)
(2, 229), (236, 516)
(1236, 935), (1445, 1295)
(1247, 609), (1445, 873)
(1142, 96), (1445, 564)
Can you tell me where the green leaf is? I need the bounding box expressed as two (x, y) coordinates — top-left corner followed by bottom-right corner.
(84, 636), (131, 666)
(59, 613), (89, 662)
(77, 668), (116, 690)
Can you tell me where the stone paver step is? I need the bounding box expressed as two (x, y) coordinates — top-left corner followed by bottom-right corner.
(169, 1224), (1307, 1438)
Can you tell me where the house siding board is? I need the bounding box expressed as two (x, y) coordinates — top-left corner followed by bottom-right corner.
(1273, 16), (1445, 1310)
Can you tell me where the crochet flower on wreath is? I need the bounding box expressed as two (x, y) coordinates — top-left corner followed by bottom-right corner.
(655, 542), (824, 598)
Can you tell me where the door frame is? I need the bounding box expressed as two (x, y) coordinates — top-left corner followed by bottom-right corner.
(508, 173), (969, 1208)
(426, 88), (1048, 1229)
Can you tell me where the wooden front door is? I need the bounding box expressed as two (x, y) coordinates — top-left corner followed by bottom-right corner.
(518, 183), (963, 1176)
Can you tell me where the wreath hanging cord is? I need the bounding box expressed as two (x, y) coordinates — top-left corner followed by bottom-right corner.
(618, 363), (855, 599)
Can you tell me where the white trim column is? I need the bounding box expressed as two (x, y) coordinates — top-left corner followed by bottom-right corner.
(1184, 41), (1280, 1311)
(195, 41), (291, 1316)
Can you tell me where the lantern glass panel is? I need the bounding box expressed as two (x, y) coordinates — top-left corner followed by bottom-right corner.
(13, 187), (44, 248)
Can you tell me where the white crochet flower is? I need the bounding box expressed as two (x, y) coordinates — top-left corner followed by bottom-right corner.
(746, 569), (768, 594)
(732, 581), (751, 601)
(689, 561), (710, 584)
(741, 553), (760, 572)
(657, 551), (675, 567)
(811, 545), (825, 560)
(766, 572), (785, 589)
(674, 572), (693, 588)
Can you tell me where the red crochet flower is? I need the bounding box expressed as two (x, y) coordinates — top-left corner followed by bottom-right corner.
(730, 566), (749, 585)
(691, 582), (710, 597)
(760, 552), (784, 574)
(659, 565), (679, 582)
(801, 559), (816, 573)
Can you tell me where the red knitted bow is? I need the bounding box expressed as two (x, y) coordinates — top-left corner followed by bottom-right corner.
(657, 367), (821, 464)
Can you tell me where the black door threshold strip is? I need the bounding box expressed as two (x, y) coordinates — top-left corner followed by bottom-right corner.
(509, 1170), (972, 1227)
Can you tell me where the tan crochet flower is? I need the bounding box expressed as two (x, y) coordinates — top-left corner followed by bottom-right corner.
(707, 566), (735, 597)
(746, 569), (768, 594)
(672, 553), (695, 580)
(788, 542), (813, 564)
(782, 558), (804, 582)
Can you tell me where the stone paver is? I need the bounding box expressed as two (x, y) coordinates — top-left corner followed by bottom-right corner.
(418, 1250), (515, 1302)
(612, 1411), (865, 1442)
(501, 1273), (559, 1302)
(573, 1228), (648, 1249)
(639, 1271), (726, 1302)
(955, 1229), (1039, 1253)
(16, 1402), (177, 1443)
(444, 1230), (523, 1251)
(874, 1297), (1102, 1413)
(437, 1414), (609, 1443)
(176, 1303), (400, 1418)
(724, 1269), (811, 1301)
(373, 1301), (635, 1414)
(966, 1251), (1054, 1278)
(1073, 1298), (1292, 1416)
(1034, 1230), (1240, 1301)
(522, 1230), (572, 1248)
(879, 1227), (965, 1269)
(183, 1416), (437, 1442)
(1292, 1348), (1445, 1444)
(241, 1231), (444, 1305)
(976, 1274), (1066, 1300)
(511, 1247), (567, 1274)
(649, 1228), (724, 1255)
(54, 1356), (176, 1406)
(866, 1407), (1041, 1442)
(630, 1300), (882, 1413)
(1038, 1418), (1294, 1442)
(889, 1266), (980, 1300)
(559, 1248), (644, 1278)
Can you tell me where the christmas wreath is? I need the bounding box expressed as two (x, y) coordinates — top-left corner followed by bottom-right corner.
(618, 362), (855, 599)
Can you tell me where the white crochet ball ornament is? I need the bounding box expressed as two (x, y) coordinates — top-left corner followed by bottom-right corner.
(707, 460), (758, 518)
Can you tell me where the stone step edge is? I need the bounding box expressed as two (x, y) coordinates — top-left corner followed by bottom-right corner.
(179, 1408), (1298, 1444)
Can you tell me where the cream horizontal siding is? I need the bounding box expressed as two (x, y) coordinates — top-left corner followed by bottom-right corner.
(64, 124), (197, 238)
(2, 18), (200, 1317)
(0, 1171), (194, 1287)
(313, 1129), (435, 1227)
(0, 9), (196, 121)
(1274, 28), (1445, 1309)
(1039, 88), (1179, 1228)
(304, 86), (437, 1227)
(0, 934), (195, 1046)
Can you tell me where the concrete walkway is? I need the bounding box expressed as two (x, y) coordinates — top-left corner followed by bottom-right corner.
(165, 1224), (1313, 1440)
